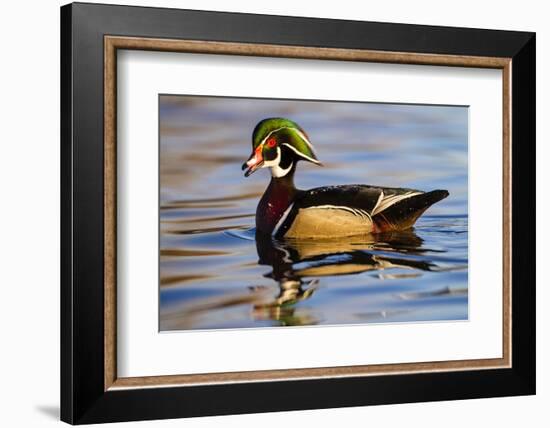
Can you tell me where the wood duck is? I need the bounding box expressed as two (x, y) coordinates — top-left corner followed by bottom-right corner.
(243, 118), (449, 239)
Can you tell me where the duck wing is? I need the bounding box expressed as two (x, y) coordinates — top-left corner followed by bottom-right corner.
(274, 185), (448, 238)
(372, 188), (449, 231)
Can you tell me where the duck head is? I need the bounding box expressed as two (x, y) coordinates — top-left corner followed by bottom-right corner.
(242, 118), (322, 178)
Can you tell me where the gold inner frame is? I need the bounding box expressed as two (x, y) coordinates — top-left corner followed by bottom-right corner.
(104, 35), (512, 391)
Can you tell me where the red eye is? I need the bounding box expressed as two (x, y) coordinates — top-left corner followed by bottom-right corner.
(267, 138), (276, 148)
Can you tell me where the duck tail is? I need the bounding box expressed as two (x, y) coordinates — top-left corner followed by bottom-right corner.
(373, 189), (449, 232)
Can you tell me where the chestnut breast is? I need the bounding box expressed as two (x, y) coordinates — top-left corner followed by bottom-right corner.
(255, 179), (297, 235)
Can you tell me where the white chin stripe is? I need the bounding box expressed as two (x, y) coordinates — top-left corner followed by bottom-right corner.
(262, 147), (281, 168)
(261, 147), (293, 178)
(271, 162), (293, 178)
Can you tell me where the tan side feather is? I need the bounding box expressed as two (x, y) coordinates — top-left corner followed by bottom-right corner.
(284, 206), (374, 238)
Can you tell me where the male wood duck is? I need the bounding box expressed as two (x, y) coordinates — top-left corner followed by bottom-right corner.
(242, 118), (449, 239)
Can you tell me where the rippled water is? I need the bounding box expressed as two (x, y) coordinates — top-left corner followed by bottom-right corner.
(159, 96), (468, 331)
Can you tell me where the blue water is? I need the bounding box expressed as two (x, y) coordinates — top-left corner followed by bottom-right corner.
(159, 96), (468, 331)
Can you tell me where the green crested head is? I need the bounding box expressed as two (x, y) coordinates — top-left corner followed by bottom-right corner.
(242, 118), (321, 178)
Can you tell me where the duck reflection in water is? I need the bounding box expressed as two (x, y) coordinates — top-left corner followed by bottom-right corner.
(250, 229), (435, 326)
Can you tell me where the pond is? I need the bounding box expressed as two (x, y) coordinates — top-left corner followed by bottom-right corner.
(159, 96), (468, 331)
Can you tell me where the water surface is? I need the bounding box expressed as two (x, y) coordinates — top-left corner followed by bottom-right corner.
(159, 96), (468, 331)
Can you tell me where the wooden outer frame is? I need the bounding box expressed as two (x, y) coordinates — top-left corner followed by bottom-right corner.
(104, 35), (512, 390)
(62, 2), (535, 424)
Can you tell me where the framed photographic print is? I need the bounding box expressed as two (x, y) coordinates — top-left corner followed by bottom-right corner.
(60, 2), (536, 424)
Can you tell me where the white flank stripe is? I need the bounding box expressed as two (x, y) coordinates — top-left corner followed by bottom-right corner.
(374, 191), (384, 212)
(304, 205), (372, 222)
(273, 203), (295, 236)
(371, 191), (422, 216)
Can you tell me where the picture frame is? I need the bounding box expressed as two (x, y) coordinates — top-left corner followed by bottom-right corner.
(60, 2), (535, 424)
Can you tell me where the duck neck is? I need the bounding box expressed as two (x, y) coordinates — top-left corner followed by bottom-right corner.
(270, 164), (296, 190)
(256, 165), (297, 235)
